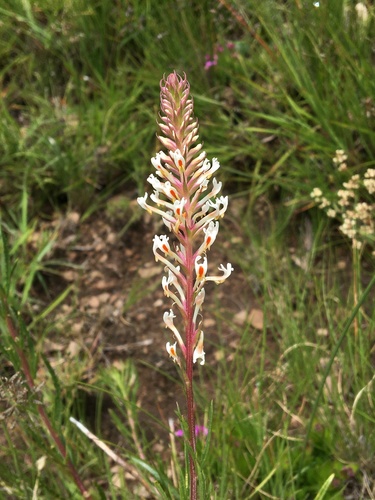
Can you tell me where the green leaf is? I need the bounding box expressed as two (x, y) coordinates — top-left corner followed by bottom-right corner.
(313, 474), (335, 500)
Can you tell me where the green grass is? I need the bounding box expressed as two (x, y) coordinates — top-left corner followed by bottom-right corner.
(1, 0), (375, 498)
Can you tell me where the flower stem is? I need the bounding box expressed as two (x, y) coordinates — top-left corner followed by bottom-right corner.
(186, 369), (197, 500)
(185, 235), (197, 499)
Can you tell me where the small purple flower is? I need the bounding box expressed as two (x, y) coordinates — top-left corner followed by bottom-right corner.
(175, 425), (208, 437)
(195, 425), (209, 436)
(204, 54), (218, 70)
(204, 42), (236, 70)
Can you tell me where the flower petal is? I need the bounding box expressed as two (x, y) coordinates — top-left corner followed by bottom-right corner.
(193, 331), (205, 365)
(166, 341), (179, 363)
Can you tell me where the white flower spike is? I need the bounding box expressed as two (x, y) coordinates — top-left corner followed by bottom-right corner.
(137, 72), (232, 368)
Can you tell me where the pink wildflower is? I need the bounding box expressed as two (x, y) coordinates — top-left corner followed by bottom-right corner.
(204, 54), (218, 70)
(175, 425), (208, 437)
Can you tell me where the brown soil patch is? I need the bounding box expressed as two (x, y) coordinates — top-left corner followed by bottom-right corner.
(30, 196), (257, 449)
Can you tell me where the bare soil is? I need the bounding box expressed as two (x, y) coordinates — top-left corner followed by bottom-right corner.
(31, 195), (257, 450)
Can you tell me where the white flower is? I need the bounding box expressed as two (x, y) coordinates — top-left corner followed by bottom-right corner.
(151, 151), (175, 181)
(195, 288), (205, 308)
(195, 256), (208, 281)
(193, 288), (205, 324)
(193, 201), (210, 223)
(206, 158), (220, 178)
(147, 174), (163, 191)
(364, 178), (375, 194)
(138, 192), (176, 223)
(162, 273), (173, 296)
(201, 158), (211, 172)
(164, 310), (184, 348)
(206, 263), (234, 284)
(355, 3), (369, 23)
(203, 221), (219, 250)
(193, 331), (205, 365)
(318, 197), (330, 209)
(192, 158), (210, 179)
(163, 309), (176, 329)
(211, 178), (222, 196)
(195, 178), (222, 211)
(173, 198), (187, 219)
(194, 196), (228, 229)
(137, 193), (151, 213)
(150, 190), (170, 208)
(170, 149), (185, 171)
(164, 266), (181, 286)
(151, 152), (164, 170)
(161, 268), (185, 307)
(166, 342), (179, 363)
(209, 196), (228, 219)
(153, 235), (171, 258)
(310, 188), (322, 199)
(163, 181), (179, 200)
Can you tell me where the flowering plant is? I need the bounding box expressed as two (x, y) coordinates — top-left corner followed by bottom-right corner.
(310, 151), (375, 252)
(137, 72), (233, 498)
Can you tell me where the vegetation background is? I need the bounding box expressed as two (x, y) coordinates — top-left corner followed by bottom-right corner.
(0, 0), (374, 498)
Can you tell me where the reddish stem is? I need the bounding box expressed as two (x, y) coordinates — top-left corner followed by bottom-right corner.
(184, 234), (197, 500)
